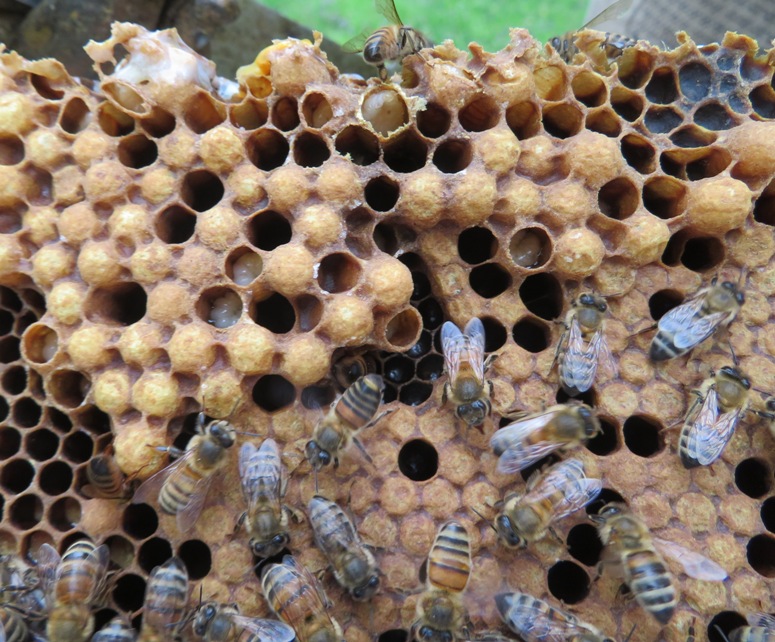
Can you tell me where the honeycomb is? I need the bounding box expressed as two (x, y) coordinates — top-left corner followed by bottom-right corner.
(0, 20), (774, 642)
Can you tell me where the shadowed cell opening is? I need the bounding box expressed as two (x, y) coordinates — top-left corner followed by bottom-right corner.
(571, 71), (607, 107)
(251, 292), (295, 333)
(10, 494), (43, 530)
(247, 129), (289, 170)
(417, 354), (444, 382)
(384, 355), (414, 385)
(87, 282), (147, 326)
(543, 103), (583, 139)
(623, 415), (664, 457)
(1, 459), (34, 493)
(252, 375), (295, 412)
(183, 93), (225, 133)
(0, 427), (20, 459)
(253, 547), (292, 579)
(248, 210), (292, 251)
(118, 134), (158, 168)
(679, 62), (712, 102)
(296, 295), (322, 332)
(98, 104), (132, 137)
(49, 370), (90, 408)
(620, 134), (655, 173)
(106, 535), (135, 569)
(49, 497), (81, 531)
(49, 407), (73, 432)
(231, 99), (268, 130)
(0, 135), (24, 165)
(26, 428), (58, 460)
(750, 85), (775, 119)
(383, 130), (427, 173)
(79, 405), (111, 435)
(586, 488), (626, 515)
(547, 560), (589, 604)
(645, 67), (679, 104)
(459, 96), (499, 131)
(586, 108), (621, 137)
(157, 205), (196, 244)
(293, 131), (330, 167)
(680, 236), (724, 272)
(141, 106), (176, 137)
(481, 317), (507, 352)
(0, 336), (20, 363)
(335, 125), (379, 165)
(138, 537), (173, 573)
(14, 397), (42, 427)
(598, 177), (638, 220)
(417, 103), (451, 138)
(418, 299), (443, 330)
(643, 176), (686, 219)
(519, 454), (561, 484)
(761, 497), (775, 533)
(407, 331), (432, 359)
(271, 97), (300, 131)
(512, 317), (550, 353)
(734, 458), (771, 499)
(670, 124), (716, 148)
(365, 176), (400, 212)
(458, 227), (497, 265)
(520, 273), (563, 320)
(181, 170), (224, 212)
(60, 98), (91, 134)
(506, 101), (540, 139)
(113, 574), (146, 612)
(432, 138), (472, 173)
(585, 417), (619, 456)
(753, 179), (775, 226)
(40, 461), (73, 495)
(123, 503), (158, 539)
(610, 88), (643, 122)
(318, 253), (362, 293)
(567, 523), (603, 566)
(179, 540), (212, 579)
(302, 92), (332, 128)
(556, 387), (597, 407)
(398, 440), (438, 481)
(399, 381), (433, 406)
(648, 289), (683, 321)
(708, 612), (747, 642)
(644, 106), (683, 134)
(470, 263), (511, 298)
(695, 103), (734, 130)
(378, 631), (410, 642)
(62, 431), (93, 463)
(510, 227), (551, 269)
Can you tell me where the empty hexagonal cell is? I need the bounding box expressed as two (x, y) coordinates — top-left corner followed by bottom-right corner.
(398, 381), (433, 406)
(293, 131), (330, 167)
(669, 124), (717, 148)
(113, 573), (146, 612)
(585, 417), (619, 456)
(29, 72), (64, 99)
(39, 461), (73, 495)
(642, 176), (686, 219)
(383, 130), (427, 173)
(417, 103), (451, 138)
(470, 263), (511, 299)
(458, 95), (499, 132)
(547, 560), (589, 604)
(542, 103), (583, 139)
(248, 210), (292, 251)
(227, 248), (263, 285)
(585, 108), (621, 138)
(0, 335), (20, 364)
(617, 49), (654, 89)
(708, 612), (748, 642)
(49, 497), (81, 531)
(0, 135), (24, 165)
(398, 439), (438, 481)
(478, 317), (506, 353)
(179, 539), (212, 579)
(15, 311), (37, 336)
(251, 292), (295, 333)
(673, 235), (724, 272)
(754, 178), (775, 226)
(2, 365), (26, 396)
(534, 66), (566, 100)
(118, 134), (158, 168)
(0, 310), (12, 334)
(334, 125), (379, 165)
(747, 534), (775, 577)
(252, 375), (295, 412)
(406, 330), (432, 360)
(432, 139), (472, 174)
(694, 102), (735, 131)
(62, 431), (93, 463)
(271, 97), (300, 131)
(181, 170), (224, 212)
(648, 289), (683, 321)
(622, 415), (664, 457)
(48, 370), (90, 408)
(141, 106), (176, 137)
(123, 503), (158, 539)
(317, 253), (362, 293)
(300, 384), (336, 410)
(373, 221), (416, 255)
(519, 273), (562, 320)
(417, 299), (443, 332)
(416, 354), (444, 382)
(0, 286), (22, 311)
(645, 67), (679, 104)
(384, 308), (422, 350)
(198, 287), (243, 329)
(644, 106), (683, 134)
(567, 523), (603, 566)
(365, 176), (400, 212)
(734, 458), (771, 499)
(610, 87), (643, 122)
(184, 91), (226, 134)
(506, 101), (541, 140)
(1, 458), (34, 493)
(750, 84), (775, 119)
(383, 355), (414, 385)
(761, 497), (775, 533)
(512, 317), (550, 353)
(10, 494), (43, 529)
(48, 407), (73, 433)
(571, 71), (607, 107)
(138, 537), (173, 573)
(26, 428), (59, 460)
(362, 87), (409, 136)
(78, 405), (111, 434)
(457, 227), (497, 265)
(86, 282), (147, 326)
(97, 102), (135, 136)
(301, 92), (333, 128)
(247, 129), (290, 170)
(620, 134), (655, 174)
(679, 61), (712, 102)
(0, 427), (21, 459)
(156, 205), (196, 244)
(598, 177), (639, 220)
(106, 534), (135, 569)
(230, 99), (268, 129)
(295, 295), (322, 332)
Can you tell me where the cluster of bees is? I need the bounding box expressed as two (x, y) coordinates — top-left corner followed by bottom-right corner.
(1, 273), (774, 642)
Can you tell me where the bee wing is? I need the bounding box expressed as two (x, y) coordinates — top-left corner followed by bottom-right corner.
(653, 537), (728, 580)
(500, 599), (583, 642)
(131, 451), (193, 507)
(341, 28), (371, 53)
(526, 460), (602, 521)
(655, 295), (706, 343)
(592, 327), (617, 379)
(175, 472), (215, 533)
(495, 440), (561, 474)
(464, 317), (487, 384)
(281, 555), (334, 610)
(35, 542), (61, 601)
(229, 614), (296, 642)
(560, 318), (598, 393)
(692, 404), (742, 466)
(239, 440), (283, 512)
(673, 310), (728, 350)
(582, 0), (634, 29)
(746, 612), (775, 629)
(375, 0), (403, 25)
(90, 544), (111, 601)
(441, 321), (465, 383)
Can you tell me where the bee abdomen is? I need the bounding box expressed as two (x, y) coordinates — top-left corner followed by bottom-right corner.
(143, 557), (188, 630)
(0, 607), (29, 642)
(86, 455), (125, 498)
(428, 522), (471, 593)
(363, 30), (391, 64)
(677, 422), (701, 469)
(309, 496), (354, 546)
(92, 616), (136, 642)
(627, 554), (675, 624)
(649, 333), (680, 361)
(336, 374), (384, 428)
(159, 466), (205, 514)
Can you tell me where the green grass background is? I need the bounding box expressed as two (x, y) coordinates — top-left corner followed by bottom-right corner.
(257, 0), (590, 53)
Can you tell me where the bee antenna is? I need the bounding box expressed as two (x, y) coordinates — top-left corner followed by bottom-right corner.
(470, 506), (497, 533)
(622, 623), (637, 642)
(314, 467), (319, 494)
(714, 625), (731, 642)
(234, 431), (263, 437)
(727, 340), (739, 366)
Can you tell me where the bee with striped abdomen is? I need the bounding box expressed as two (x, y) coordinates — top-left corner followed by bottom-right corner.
(137, 557), (189, 642)
(411, 521), (472, 642)
(491, 459), (602, 548)
(238, 438), (297, 559)
(342, 0), (432, 81)
(591, 502), (727, 624)
(650, 278), (745, 362)
(495, 591), (614, 642)
(491, 404), (601, 474)
(308, 494), (380, 601)
(554, 293), (616, 396)
(192, 601), (295, 642)
(260, 555), (343, 642)
(550, 0), (636, 64)
(441, 317), (494, 429)
(305, 374), (390, 471)
(725, 613), (775, 642)
(91, 616), (137, 642)
(132, 411), (236, 532)
(0, 606), (35, 642)
(83, 453), (131, 500)
(678, 365), (751, 468)
(37, 539), (110, 642)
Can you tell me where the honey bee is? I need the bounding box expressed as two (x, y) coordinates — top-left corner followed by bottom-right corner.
(554, 293), (616, 396)
(0, 606), (33, 642)
(724, 613), (775, 642)
(137, 557), (189, 642)
(192, 601), (295, 642)
(678, 365), (751, 468)
(37, 539), (110, 642)
(82, 453), (130, 500)
(441, 317), (494, 428)
(759, 396), (775, 439)
(305, 374), (390, 471)
(591, 502), (727, 624)
(491, 459), (602, 548)
(495, 591), (614, 642)
(308, 494), (380, 601)
(550, 0), (636, 63)
(133, 411), (236, 532)
(332, 352), (377, 390)
(260, 555), (344, 642)
(411, 521), (472, 642)
(91, 616), (137, 642)
(0, 554), (44, 619)
(650, 278), (745, 362)
(238, 438), (297, 559)
(342, 0), (432, 81)
(490, 404), (601, 474)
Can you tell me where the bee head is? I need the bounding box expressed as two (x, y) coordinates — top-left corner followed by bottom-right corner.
(457, 399), (490, 426)
(250, 533), (289, 559)
(494, 514), (526, 549)
(208, 420), (236, 448)
(416, 626), (453, 642)
(767, 397), (775, 412)
(193, 602), (218, 635)
(576, 406), (600, 437)
(720, 280), (745, 305)
(719, 366), (751, 389)
(550, 36), (562, 49)
(351, 573), (381, 601)
(305, 440), (331, 469)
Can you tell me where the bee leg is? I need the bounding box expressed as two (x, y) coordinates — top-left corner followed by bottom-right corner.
(283, 503), (304, 524)
(547, 525), (564, 545)
(629, 322), (657, 338)
(364, 407), (396, 430)
(313, 467), (319, 493)
(377, 64), (388, 81)
(234, 511), (246, 534)
(152, 444), (186, 458)
(484, 353), (498, 371)
(352, 437), (374, 465)
(441, 382), (449, 406)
